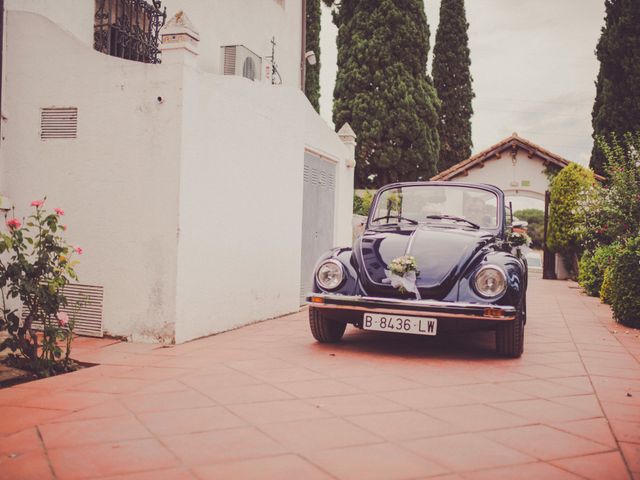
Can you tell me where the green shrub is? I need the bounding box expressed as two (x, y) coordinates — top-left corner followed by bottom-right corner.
(548, 163), (597, 253)
(353, 190), (374, 216)
(514, 208), (544, 249)
(584, 133), (640, 249)
(548, 163), (598, 277)
(600, 266), (614, 305)
(578, 243), (621, 297)
(608, 236), (640, 328)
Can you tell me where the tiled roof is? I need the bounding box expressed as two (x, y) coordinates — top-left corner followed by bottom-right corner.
(431, 133), (605, 181)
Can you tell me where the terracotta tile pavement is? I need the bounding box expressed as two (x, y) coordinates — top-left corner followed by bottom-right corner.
(0, 275), (639, 479)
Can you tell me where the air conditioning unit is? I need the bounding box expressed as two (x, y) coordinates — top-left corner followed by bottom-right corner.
(220, 45), (262, 82)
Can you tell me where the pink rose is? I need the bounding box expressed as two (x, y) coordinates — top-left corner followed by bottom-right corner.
(6, 218), (21, 230)
(57, 311), (69, 327)
(54, 208), (65, 216)
(31, 200), (44, 207)
(75, 246), (83, 255)
(60, 225), (67, 231)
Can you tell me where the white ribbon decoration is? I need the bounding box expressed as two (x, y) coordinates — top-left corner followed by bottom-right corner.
(384, 270), (421, 300)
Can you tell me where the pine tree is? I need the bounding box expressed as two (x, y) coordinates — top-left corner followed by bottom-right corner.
(590, 0), (640, 177)
(305, 0), (321, 112)
(432, 0), (474, 172)
(325, 0), (440, 188)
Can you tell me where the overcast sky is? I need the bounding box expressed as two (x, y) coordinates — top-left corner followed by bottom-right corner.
(319, 0), (606, 167)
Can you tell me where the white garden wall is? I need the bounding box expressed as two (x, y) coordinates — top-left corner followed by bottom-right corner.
(1, 11), (182, 342)
(1, 8), (354, 343)
(162, 0), (304, 86)
(7, 0), (304, 87)
(174, 72), (306, 343)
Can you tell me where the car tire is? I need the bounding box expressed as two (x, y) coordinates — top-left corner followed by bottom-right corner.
(496, 307), (525, 358)
(309, 307), (347, 343)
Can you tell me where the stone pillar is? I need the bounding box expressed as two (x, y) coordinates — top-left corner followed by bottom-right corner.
(337, 123), (357, 246)
(159, 11), (200, 67)
(338, 123), (357, 168)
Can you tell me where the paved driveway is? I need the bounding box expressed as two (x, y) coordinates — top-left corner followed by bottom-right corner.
(0, 276), (639, 479)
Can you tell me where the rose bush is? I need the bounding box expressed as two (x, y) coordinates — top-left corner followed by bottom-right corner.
(0, 199), (82, 377)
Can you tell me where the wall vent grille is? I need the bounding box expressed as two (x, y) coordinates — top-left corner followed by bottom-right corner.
(24, 283), (104, 337)
(303, 164), (335, 189)
(223, 46), (237, 75)
(41, 107), (78, 140)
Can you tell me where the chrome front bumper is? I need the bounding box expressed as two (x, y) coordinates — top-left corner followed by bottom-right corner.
(306, 293), (517, 321)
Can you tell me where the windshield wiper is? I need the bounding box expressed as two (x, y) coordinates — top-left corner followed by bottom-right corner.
(371, 215), (418, 225)
(426, 214), (480, 230)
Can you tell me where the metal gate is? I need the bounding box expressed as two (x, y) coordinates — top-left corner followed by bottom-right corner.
(300, 151), (336, 304)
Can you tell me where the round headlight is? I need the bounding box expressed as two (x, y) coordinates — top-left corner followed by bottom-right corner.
(316, 259), (345, 290)
(473, 265), (507, 298)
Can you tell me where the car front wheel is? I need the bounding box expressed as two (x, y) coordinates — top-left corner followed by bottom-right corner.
(309, 307), (346, 343)
(496, 309), (525, 358)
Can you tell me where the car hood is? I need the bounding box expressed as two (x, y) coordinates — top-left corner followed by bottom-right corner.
(355, 225), (494, 299)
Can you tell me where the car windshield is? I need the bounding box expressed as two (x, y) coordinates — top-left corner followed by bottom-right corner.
(370, 185), (499, 228)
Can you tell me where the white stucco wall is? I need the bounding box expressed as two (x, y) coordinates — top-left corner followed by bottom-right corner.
(174, 69), (306, 343)
(1, 11), (182, 342)
(5, 0), (93, 45)
(451, 149), (551, 203)
(2, 8), (353, 344)
(162, 0), (303, 86)
(6, 0), (304, 88)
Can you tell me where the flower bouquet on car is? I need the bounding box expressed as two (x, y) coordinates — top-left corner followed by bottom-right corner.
(385, 255), (421, 299)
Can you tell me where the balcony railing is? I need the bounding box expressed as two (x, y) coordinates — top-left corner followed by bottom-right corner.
(94, 0), (167, 64)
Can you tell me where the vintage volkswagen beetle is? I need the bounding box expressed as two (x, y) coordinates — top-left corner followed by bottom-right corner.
(306, 181), (527, 358)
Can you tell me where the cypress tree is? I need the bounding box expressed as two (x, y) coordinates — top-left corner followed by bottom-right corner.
(432, 0), (474, 172)
(325, 0), (440, 188)
(305, 0), (321, 112)
(590, 0), (640, 176)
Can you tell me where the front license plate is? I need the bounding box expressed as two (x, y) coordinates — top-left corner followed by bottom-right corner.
(363, 313), (437, 336)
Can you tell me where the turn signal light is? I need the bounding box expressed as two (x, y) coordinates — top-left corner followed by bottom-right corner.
(484, 307), (503, 318)
(310, 296), (325, 304)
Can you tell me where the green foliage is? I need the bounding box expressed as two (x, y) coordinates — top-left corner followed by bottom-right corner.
(608, 236), (640, 327)
(513, 209), (544, 249)
(578, 243), (621, 297)
(600, 265), (614, 304)
(595, 133), (640, 240)
(327, 0), (440, 188)
(0, 200), (81, 377)
(353, 189), (374, 216)
(432, 0), (474, 172)
(547, 163), (597, 260)
(305, 0), (322, 112)
(590, 0), (640, 176)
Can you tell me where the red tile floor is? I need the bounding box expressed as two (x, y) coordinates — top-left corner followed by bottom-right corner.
(0, 275), (639, 479)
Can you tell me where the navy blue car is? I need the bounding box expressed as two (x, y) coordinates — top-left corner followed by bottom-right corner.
(306, 181), (527, 358)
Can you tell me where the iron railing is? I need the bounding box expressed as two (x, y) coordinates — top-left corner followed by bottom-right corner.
(94, 0), (166, 64)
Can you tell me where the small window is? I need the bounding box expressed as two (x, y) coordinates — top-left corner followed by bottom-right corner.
(242, 57), (256, 81)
